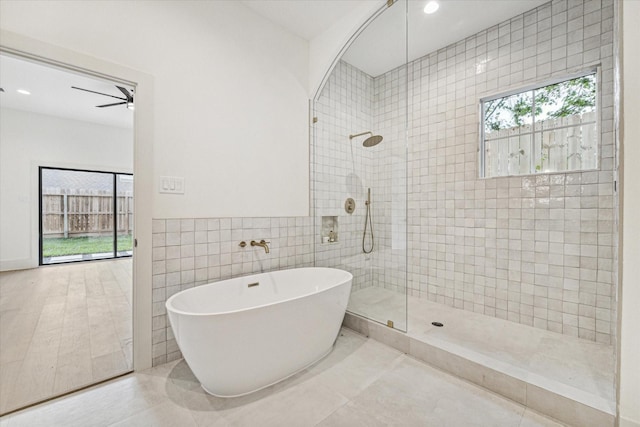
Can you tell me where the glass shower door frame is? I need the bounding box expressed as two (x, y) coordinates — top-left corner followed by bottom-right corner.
(310, 0), (409, 332)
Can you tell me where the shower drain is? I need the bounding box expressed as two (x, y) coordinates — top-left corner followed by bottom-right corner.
(431, 321), (444, 327)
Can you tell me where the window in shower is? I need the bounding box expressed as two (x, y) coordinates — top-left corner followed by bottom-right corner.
(480, 69), (598, 177)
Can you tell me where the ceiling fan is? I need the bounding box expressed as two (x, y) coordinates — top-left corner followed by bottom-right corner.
(71, 85), (134, 109)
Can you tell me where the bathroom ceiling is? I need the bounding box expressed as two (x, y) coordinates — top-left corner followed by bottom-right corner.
(241, 0), (378, 41)
(343, 0), (547, 77)
(243, 0), (547, 78)
(0, 1), (550, 126)
(0, 54), (133, 129)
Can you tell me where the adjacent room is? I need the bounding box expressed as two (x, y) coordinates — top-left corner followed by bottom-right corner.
(0, 54), (134, 414)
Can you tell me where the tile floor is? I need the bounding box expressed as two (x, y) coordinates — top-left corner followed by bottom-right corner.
(0, 259), (133, 414)
(348, 287), (615, 411)
(0, 328), (563, 427)
(347, 286), (408, 331)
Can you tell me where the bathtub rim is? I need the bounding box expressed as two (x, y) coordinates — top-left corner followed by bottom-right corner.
(165, 266), (353, 317)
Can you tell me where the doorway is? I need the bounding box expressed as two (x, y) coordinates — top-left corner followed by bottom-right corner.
(0, 53), (134, 414)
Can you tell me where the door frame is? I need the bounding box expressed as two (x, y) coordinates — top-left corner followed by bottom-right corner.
(0, 29), (154, 372)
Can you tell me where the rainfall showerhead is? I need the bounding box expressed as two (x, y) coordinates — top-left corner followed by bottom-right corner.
(363, 134), (383, 147)
(349, 131), (383, 147)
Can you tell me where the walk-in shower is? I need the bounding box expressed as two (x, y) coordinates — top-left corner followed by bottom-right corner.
(312, 0), (408, 331)
(312, 0), (618, 424)
(349, 132), (381, 255)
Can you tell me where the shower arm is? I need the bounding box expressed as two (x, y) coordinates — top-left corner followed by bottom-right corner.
(349, 131), (372, 140)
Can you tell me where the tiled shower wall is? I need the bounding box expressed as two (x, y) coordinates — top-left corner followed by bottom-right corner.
(316, 0), (616, 343)
(402, 0), (615, 343)
(313, 59), (408, 296)
(371, 65), (408, 293)
(313, 60), (376, 292)
(151, 217), (313, 366)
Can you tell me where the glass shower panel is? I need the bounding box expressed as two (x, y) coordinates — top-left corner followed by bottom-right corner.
(312, 0), (408, 331)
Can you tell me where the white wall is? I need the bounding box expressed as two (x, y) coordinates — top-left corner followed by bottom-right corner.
(619, 1), (640, 425)
(0, 0), (309, 218)
(0, 108), (133, 270)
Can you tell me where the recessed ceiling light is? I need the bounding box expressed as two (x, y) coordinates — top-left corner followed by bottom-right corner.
(17, 89), (31, 95)
(424, 1), (439, 14)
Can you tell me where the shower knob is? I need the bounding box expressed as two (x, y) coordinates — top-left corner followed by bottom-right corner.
(345, 198), (356, 214)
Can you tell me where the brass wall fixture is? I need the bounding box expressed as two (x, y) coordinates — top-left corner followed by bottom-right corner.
(345, 198), (356, 214)
(349, 131), (383, 147)
(363, 188), (374, 253)
(250, 239), (270, 253)
(239, 241), (247, 248)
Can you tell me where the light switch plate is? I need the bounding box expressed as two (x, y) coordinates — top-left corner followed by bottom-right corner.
(159, 176), (185, 194)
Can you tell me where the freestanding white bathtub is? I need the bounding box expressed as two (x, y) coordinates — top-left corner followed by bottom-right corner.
(165, 267), (353, 397)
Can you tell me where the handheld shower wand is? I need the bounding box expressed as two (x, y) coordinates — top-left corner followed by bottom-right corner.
(363, 188), (374, 254)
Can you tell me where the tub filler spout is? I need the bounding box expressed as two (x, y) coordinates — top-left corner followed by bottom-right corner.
(251, 239), (270, 253)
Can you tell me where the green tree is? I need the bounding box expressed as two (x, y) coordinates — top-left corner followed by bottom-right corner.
(484, 74), (596, 133)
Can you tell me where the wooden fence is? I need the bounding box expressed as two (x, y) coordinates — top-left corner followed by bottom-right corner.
(485, 111), (597, 176)
(42, 188), (133, 238)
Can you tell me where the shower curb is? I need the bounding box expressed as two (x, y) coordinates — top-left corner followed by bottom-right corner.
(343, 312), (615, 427)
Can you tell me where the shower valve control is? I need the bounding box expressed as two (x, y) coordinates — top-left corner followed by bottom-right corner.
(345, 198), (356, 214)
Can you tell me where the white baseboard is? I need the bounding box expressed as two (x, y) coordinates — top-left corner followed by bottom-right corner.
(620, 415), (640, 427)
(0, 258), (37, 272)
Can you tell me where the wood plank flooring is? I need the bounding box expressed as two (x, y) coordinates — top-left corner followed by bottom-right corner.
(0, 259), (132, 414)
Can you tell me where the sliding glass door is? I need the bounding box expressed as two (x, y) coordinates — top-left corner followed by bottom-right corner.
(116, 173), (134, 257)
(40, 167), (133, 265)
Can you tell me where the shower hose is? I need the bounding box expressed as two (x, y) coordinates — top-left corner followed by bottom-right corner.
(363, 189), (374, 254)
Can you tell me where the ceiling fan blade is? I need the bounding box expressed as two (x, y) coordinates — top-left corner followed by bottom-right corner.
(71, 86), (126, 101)
(115, 85), (132, 101)
(96, 101), (127, 108)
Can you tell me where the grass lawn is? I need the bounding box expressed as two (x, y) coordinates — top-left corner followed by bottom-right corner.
(43, 235), (133, 257)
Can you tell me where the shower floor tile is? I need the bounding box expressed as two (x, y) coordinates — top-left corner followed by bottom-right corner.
(347, 286), (615, 415)
(0, 328), (564, 427)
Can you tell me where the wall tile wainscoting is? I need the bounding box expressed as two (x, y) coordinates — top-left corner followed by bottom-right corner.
(150, 217), (313, 366)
